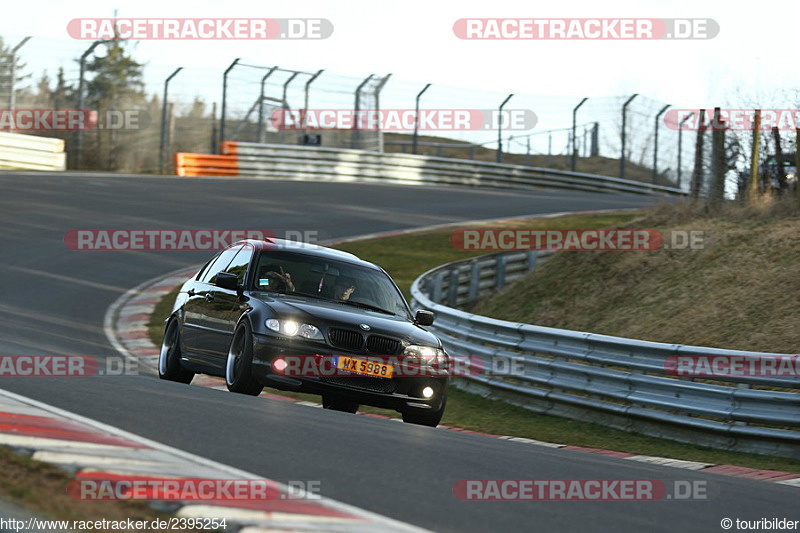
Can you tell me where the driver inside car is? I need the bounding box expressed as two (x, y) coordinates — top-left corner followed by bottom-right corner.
(334, 278), (356, 301)
(258, 265), (295, 292)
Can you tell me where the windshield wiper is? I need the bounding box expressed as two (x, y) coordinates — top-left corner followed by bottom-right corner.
(334, 300), (397, 316)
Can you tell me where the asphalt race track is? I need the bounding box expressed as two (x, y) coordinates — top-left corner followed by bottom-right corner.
(0, 173), (796, 532)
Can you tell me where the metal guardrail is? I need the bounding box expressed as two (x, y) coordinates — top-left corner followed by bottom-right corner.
(409, 251), (800, 458)
(0, 131), (66, 171)
(175, 142), (686, 196)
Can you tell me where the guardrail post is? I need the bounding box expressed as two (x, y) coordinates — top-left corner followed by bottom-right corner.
(468, 262), (481, 304)
(448, 269), (460, 306)
(526, 250), (537, 271)
(432, 272), (444, 303)
(495, 255), (507, 290)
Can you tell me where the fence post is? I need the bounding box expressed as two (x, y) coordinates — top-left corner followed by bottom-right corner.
(352, 74), (374, 150)
(677, 112), (694, 190)
(219, 58), (241, 153)
(652, 104), (671, 184)
(620, 94), (638, 180)
(256, 66), (279, 143)
(572, 97), (588, 171)
(497, 94), (514, 163)
(413, 83), (432, 155)
(159, 67), (182, 174)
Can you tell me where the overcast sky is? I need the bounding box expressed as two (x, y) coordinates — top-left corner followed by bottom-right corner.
(4, 0), (797, 103)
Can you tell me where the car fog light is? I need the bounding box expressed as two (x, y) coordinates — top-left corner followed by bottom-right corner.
(422, 386), (435, 398)
(272, 358), (287, 373)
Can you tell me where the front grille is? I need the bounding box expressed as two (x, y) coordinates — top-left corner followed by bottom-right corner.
(321, 375), (397, 394)
(366, 335), (400, 355)
(328, 328), (364, 351)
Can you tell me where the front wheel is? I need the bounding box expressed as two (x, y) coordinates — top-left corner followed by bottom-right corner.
(402, 396), (447, 427)
(158, 318), (194, 384)
(225, 320), (264, 396)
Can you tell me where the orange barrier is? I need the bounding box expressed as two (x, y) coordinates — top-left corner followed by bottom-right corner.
(174, 152), (238, 177)
(220, 141), (239, 155)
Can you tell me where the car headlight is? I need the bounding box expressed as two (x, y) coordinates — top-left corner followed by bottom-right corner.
(265, 319), (324, 340)
(403, 345), (448, 366)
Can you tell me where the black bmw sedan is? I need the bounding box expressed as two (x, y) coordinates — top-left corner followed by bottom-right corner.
(159, 238), (449, 426)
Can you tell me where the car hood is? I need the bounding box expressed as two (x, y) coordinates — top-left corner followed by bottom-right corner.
(250, 292), (441, 347)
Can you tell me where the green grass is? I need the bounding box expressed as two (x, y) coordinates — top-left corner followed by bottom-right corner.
(147, 285), (180, 347)
(146, 207), (800, 472)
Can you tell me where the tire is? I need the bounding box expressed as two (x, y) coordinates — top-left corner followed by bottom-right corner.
(225, 320), (264, 396)
(322, 394), (359, 413)
(402, 397), (447, 427)
(158, 318), (194, 384)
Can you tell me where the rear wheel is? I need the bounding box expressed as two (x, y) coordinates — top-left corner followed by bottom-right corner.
(322, 394), (359, 413)
(225, 320), (264, 396)
(402, 397), (446, 427)
(158, 318), (194, 384)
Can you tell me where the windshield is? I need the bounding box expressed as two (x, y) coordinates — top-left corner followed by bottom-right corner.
(252, 251), (410, 318)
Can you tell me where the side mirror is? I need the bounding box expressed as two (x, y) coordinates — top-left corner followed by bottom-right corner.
(215, 272), (240, 292)
(415, 309), (435, 326)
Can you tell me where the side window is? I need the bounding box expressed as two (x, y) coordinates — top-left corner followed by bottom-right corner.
(200, 245), (242, 285)
(195, 252), (222, 281)
(224, 244), (254, 285)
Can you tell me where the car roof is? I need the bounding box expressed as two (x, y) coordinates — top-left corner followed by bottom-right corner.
(234, 238), (382, 271)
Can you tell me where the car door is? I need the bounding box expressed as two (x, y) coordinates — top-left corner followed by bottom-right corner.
(205, 243), (255, 364)
(181, 245), (242, 362)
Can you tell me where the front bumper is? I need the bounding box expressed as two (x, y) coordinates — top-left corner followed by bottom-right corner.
(251, 332), (448, 412)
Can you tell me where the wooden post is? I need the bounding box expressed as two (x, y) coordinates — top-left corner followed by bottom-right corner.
(711, 108), (726, 208)
(796, 128), (800, 207)
(748, 110), (761, 202)
(772, 127), (785, 192)
(690, 109), (706, 199)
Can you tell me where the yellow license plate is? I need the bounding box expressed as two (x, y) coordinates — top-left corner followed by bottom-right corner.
(336, 356), (394, 378)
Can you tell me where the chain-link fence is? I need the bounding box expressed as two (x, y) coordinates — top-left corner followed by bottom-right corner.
(3, 39), (797, 198)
